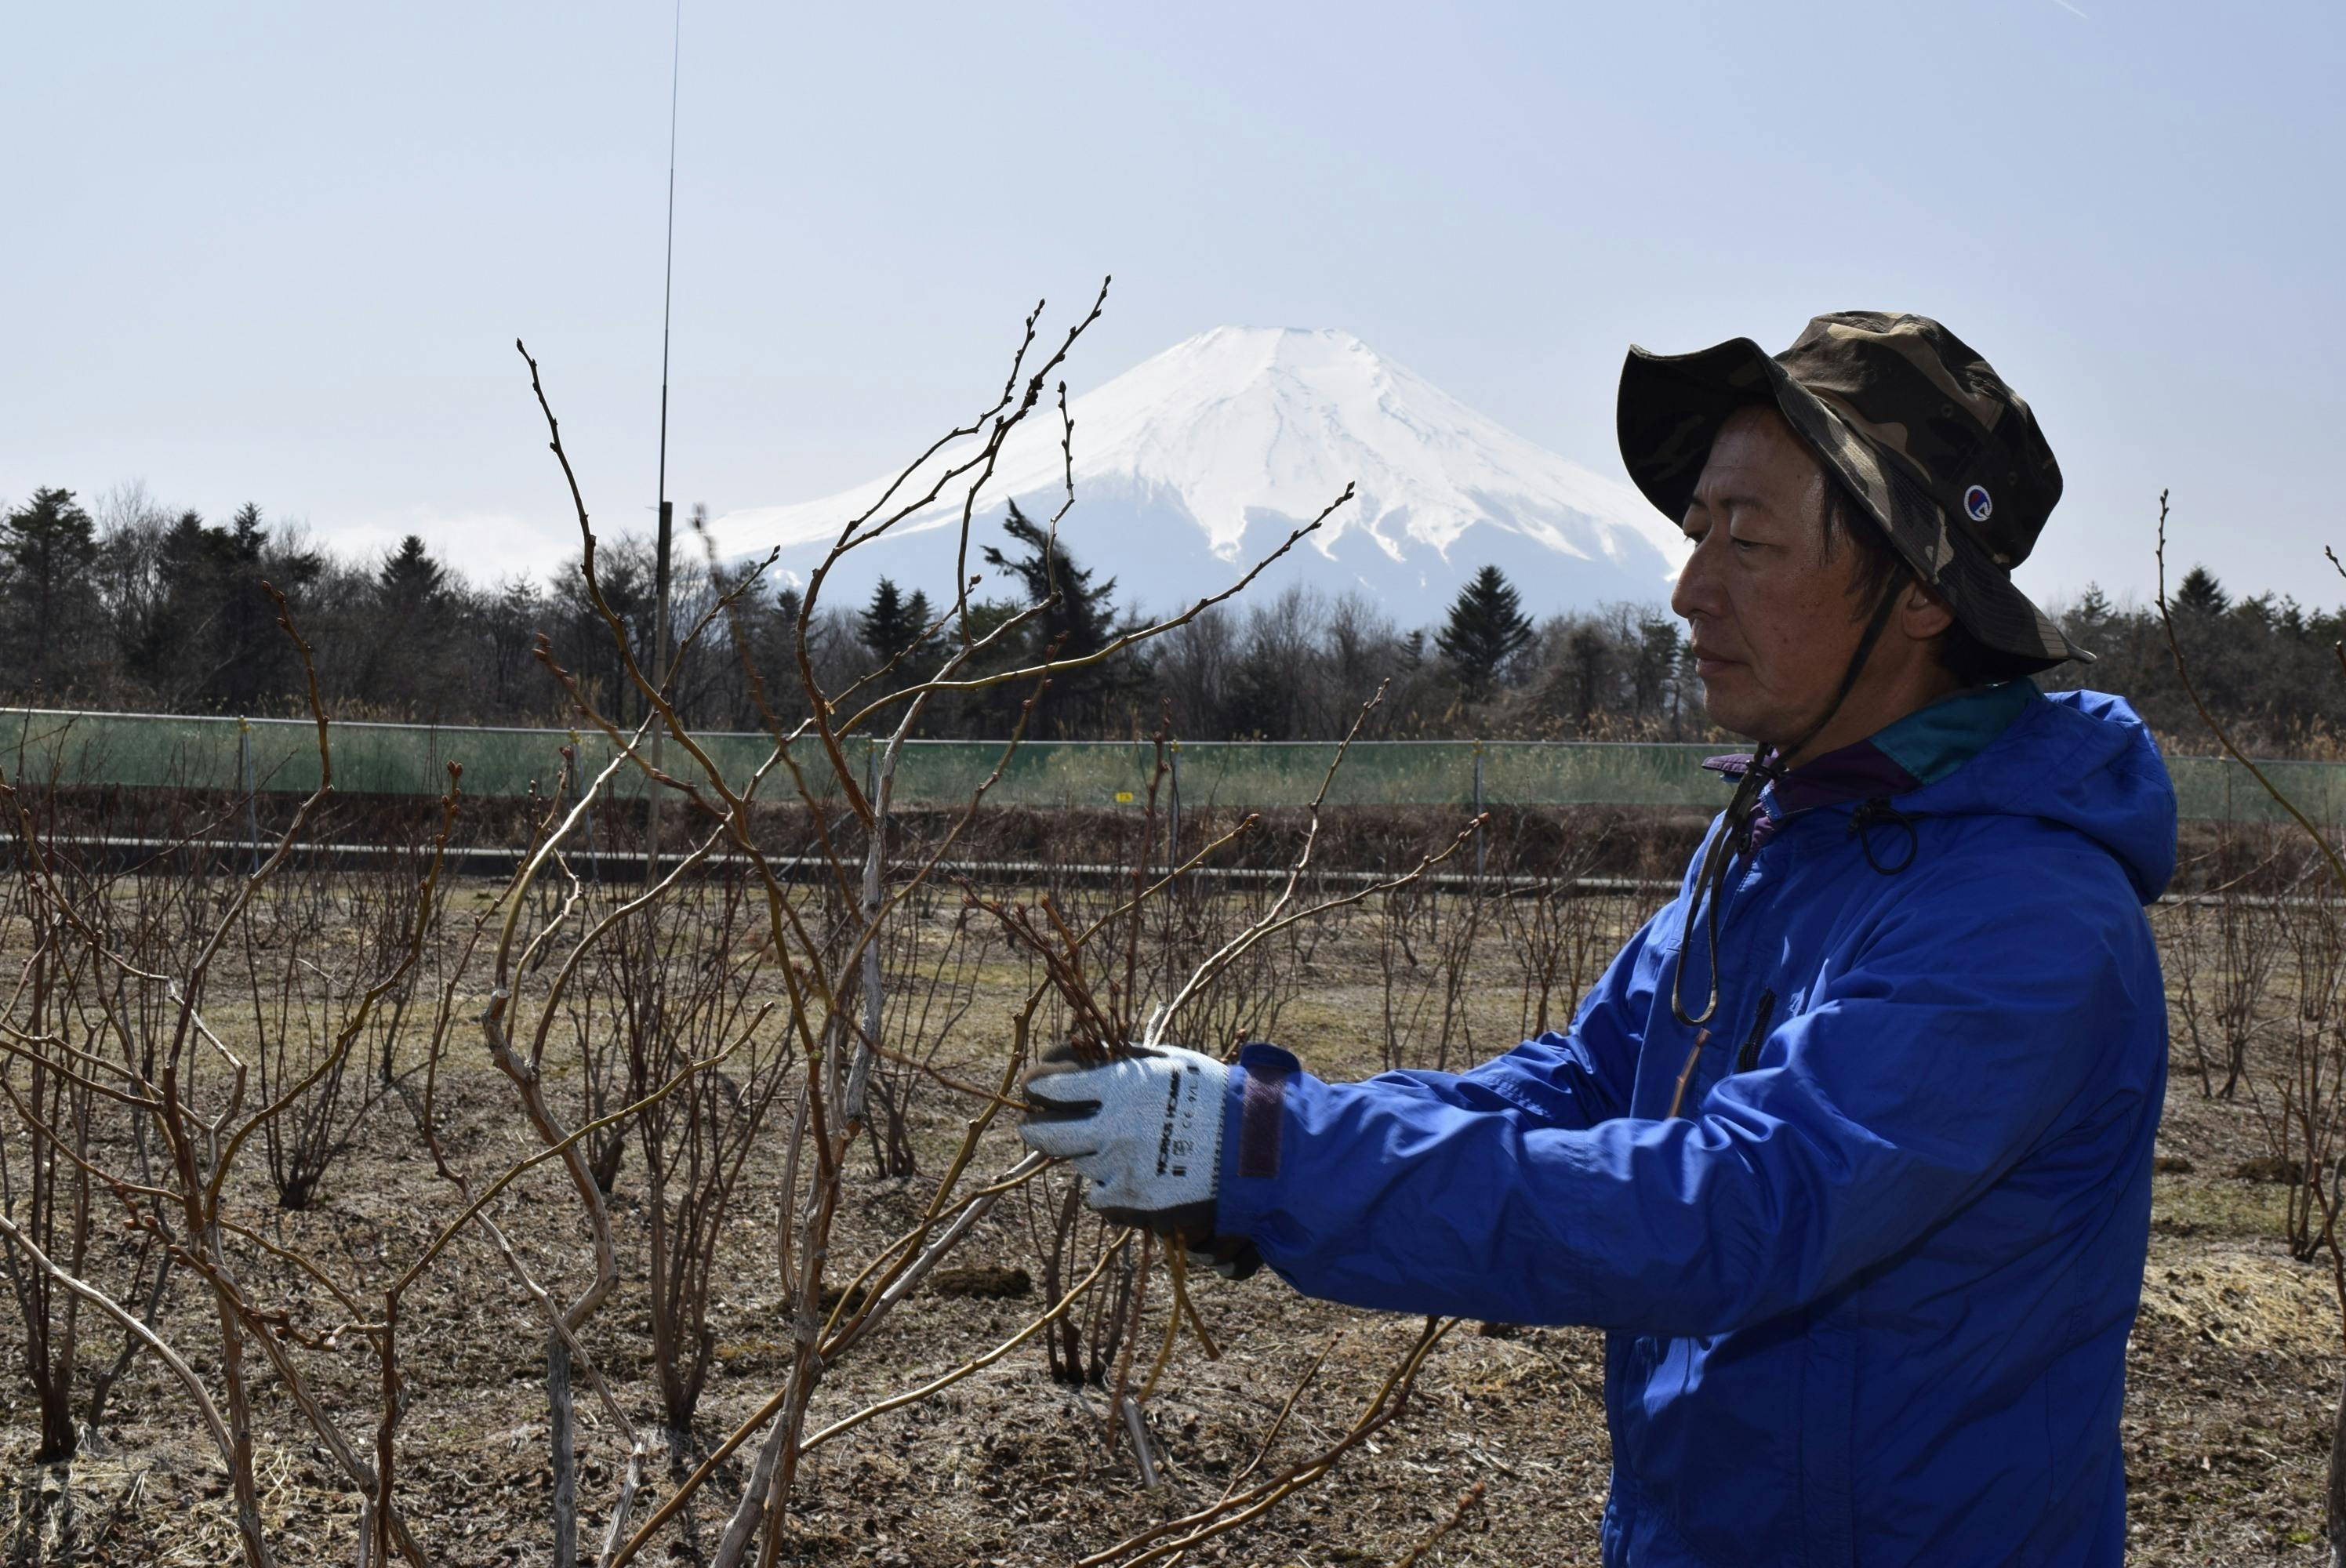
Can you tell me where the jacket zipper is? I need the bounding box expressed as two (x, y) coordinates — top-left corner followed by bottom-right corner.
(1734, 988), (1778, 1074)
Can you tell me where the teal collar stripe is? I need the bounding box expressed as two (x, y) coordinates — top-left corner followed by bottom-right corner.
(1870, 679), (2039, 787)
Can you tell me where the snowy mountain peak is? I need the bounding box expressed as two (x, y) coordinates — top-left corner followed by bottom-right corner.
(714, 328), (1687, 622)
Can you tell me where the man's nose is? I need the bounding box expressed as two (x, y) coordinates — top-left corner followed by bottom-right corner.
(1671, 539), (1717, 623)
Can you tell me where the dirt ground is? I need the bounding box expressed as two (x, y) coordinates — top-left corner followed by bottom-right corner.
(2, 886), (2338, 1566)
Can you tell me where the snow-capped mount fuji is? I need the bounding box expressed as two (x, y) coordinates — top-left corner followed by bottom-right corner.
(712, 326), (1688, 626)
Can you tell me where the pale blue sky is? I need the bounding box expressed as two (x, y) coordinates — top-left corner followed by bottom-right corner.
(4, 2), (2338, 614)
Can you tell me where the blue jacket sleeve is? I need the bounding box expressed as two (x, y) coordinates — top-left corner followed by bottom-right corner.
(1213, 861), (2157, 1334)
(1359, 904), (1661, 1132)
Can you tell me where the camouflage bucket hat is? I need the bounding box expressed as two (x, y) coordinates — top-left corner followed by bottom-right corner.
(1616, 311), (2088, 671)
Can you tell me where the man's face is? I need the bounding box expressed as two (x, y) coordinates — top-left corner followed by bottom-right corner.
(1669, 405), (1875, 749)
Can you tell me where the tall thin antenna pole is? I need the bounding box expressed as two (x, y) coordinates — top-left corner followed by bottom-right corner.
(645, 0), (681, 886)
(656, 0), (681, 515)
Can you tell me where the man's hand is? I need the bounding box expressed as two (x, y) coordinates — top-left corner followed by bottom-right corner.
(1019, 1043), (1247, 1265)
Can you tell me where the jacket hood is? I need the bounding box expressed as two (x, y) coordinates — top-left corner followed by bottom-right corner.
(1898, 688), (2177, 903)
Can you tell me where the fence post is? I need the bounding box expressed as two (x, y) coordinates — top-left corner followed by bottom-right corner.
(1472, 741), (1485, 884)
(642, 731), (663, 885)
(853, 735), (886, 1126)
(568, 732), (599, 884)
(1168, 745), (1182, 886)
(238, 717), (259, 873)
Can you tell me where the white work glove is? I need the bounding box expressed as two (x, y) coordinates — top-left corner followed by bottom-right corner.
(1019, 1041), (1231, 1242)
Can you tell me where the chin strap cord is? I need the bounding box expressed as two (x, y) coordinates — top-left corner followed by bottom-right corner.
(1669, 583), (1908, 1028)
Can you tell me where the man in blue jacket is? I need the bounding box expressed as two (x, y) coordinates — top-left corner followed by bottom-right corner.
(1021, 313), (2175, 1566)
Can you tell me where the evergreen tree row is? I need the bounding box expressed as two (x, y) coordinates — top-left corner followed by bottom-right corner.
(0, 483), (2333, 752)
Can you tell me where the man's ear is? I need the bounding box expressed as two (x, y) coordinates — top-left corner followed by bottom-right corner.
(1899, 578), (1956, 641)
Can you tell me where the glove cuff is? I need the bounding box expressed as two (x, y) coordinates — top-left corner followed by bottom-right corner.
(1233, 1042), (1302, 1180)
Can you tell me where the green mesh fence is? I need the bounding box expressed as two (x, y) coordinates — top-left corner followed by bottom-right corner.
(0, 707), (2335, 823)
(0, 710), (844, 805)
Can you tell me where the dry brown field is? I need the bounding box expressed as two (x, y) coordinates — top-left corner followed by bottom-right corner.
(0, 863), (2336, 1568)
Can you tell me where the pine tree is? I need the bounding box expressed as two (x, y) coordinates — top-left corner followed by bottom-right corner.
(981, 503), (1117, 662)
(0, 487), (100, 691)
(216, 503), (274, 709)
(1630, 617), (1681, 722)
(979, 503), (1138, 729)
(854, 579), (933, 671)
(361, 535), (457, 713)
(377, 535), (448, 614)
(900, 589), (947, 673)
(123, 502), (309, 710)
(1566, 625), (1611, 733)
(2174, 566), (2228, 616)
(903, 590), (939, 649)
(1435, 564), (1534, 701)
(128, 510), (212, 695)
(742, 585), (811, 729)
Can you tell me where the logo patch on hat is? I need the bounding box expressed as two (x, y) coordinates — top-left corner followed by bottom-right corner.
(1963, 485), (1993, 523)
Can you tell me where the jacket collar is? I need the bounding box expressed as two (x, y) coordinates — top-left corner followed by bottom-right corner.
(1705, 680), (2037, 848)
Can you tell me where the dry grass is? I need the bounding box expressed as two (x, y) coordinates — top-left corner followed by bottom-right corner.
(0, 882), (2340, 1566)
